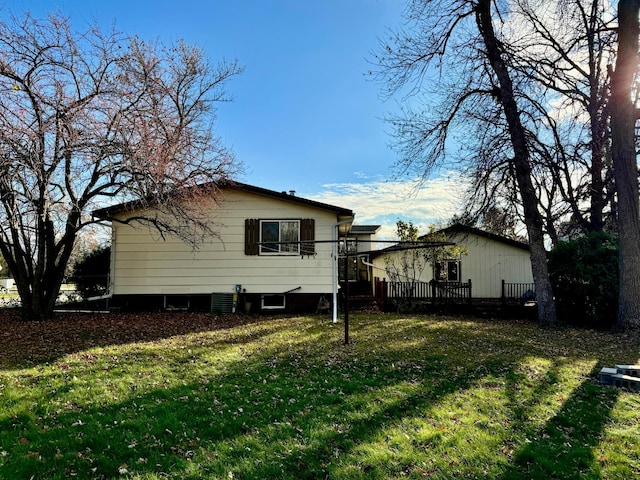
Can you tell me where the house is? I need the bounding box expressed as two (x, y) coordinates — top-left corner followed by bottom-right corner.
(338, 224), (381, 292)
(371, 223), (534, 302)
(93, 181), (354, 313)
(434, 224), (534, 299)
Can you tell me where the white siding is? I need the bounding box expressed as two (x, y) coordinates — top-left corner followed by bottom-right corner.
(110, 189), (343, 296)
(372, 230), (533, 299)
(447, 232), (533, 298)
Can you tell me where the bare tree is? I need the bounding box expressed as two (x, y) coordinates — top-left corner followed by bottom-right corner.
(610, 0), (640, 330)
(373, 0), (557, 325)
(0, 13), (242, 319)
(456, 1), (617, 246)
(475, 0), (557, 325)
(508, 0), (617, 235)
(384, 221), (429, 284)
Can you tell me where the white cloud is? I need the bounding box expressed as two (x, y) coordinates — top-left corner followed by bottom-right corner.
(305, 174), (468, 240)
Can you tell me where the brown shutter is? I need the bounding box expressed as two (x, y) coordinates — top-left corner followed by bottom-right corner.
(300, 218), (315, 255)
(245, 219), (259, 255)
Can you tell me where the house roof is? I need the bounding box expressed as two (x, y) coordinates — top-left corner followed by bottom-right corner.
(92, 180), (355, 220)
(349, 225), (381, 235)
(431, 223), (530, 251)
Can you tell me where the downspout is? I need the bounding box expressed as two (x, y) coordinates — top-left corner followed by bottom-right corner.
(332, 219), (353, 323)
(360, 258), (385, 271)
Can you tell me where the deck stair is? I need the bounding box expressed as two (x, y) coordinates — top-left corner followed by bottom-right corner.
(599, 365), (640, 392)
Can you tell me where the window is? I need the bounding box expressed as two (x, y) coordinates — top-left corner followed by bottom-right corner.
(338, 254), (359, 282)
(447, 260), (460, 282)
(260, 220), (299, 254)
(261, 294), (286, 310)
(245, 218), (315, 256)
(435, 260), (461, 282)
(338, 238), (357, 255)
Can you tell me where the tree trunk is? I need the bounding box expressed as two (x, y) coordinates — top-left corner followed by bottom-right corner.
(6, 216), (76, 321)
(475, 0), (556, 326)
(611, 0), (640, 330)
(587, 0), (609, 233)
(588, 94), (606, 233)
(12, 262), (65, 321)
(18, 284), (60, 321)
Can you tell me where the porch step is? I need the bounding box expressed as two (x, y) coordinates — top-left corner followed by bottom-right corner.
(599, 365), (640, 392)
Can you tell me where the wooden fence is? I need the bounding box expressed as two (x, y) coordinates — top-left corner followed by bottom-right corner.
(375, 278), (535, 311)
(385, 281), (431, 300)
(501, 280), (536, 305)
(431, 280), (472, 304)
(376, 279), (472, 309)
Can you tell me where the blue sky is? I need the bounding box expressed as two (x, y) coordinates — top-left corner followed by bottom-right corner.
(3, 0), (464, 237)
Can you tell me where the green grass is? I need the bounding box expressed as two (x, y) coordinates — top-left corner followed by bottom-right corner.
(0, 312), (639, 479)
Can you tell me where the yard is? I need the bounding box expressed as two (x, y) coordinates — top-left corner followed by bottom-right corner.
(0, 310), (639, 479)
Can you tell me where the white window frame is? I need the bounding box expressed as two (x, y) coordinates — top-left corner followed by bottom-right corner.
(261, 294), (286, 310)
(259, 219), (300, 255)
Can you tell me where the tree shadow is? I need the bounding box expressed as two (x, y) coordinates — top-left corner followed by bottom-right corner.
(499, 365), (621, 479)
(0, 312), (632, 479)
(0, 310), (289, 370)
(0, 317), (500, 479)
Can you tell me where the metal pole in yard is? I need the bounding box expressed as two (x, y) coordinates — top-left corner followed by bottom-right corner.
(344, 253), (350, 345)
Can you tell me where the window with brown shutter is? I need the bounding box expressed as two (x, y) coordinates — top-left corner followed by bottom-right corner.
(245, 218), (259, 255)
(245, 218), (315, 256)
(300, 218), (315, 255)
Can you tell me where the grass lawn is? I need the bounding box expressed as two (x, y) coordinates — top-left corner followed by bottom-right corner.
(0, 310), (639, 479)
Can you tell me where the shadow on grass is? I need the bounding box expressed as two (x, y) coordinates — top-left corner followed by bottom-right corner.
(0, 313), (631, 479)
(499, 365), (620, 480)
(0, 310), (290, 369)
(0, 320), (497, 479)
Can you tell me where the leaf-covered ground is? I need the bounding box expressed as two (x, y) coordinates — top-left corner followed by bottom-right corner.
(0, 309), (639, 479)
(0, 309), (251, 369)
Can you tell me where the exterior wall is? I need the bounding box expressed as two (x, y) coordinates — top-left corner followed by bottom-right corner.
(371, 249), (430, 283)
(109, 189), (343, 306)
(372, 231), (533, 299)
(446, 231), (533, 298)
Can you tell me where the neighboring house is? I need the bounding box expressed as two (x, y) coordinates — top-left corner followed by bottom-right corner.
(93, 181), (354, 313)
(371, 223), (534, 301)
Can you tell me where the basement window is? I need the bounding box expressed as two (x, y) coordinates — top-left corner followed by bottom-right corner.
(261, 294), (286, 310)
